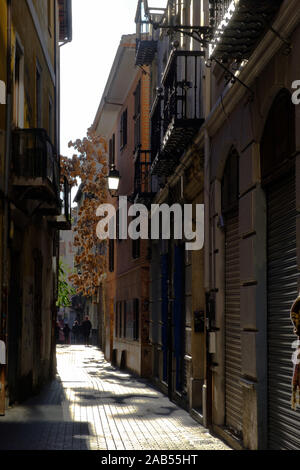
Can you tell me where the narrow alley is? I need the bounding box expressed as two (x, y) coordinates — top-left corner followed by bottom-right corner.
(0, 347), (230, 451)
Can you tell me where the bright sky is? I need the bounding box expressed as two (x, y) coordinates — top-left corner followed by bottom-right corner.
(60, 0), (138, 159)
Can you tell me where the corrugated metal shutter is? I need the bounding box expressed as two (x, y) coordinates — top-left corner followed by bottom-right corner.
(267, 170), (300, 449)
(225, 209), (243, 436)
(173, 244), (185, 392)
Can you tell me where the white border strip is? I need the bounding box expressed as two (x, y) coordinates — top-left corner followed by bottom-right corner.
(0, 81), (5, 104)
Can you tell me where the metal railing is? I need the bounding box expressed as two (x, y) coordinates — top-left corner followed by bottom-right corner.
(162, 50), (203, 136)
(135, 1), (161, 65)
(136, 0), (164, 42)
(134, 150), (153, 196)
(12, 128), (60, 197)
(209, 0), (231, 30)
(150, 94), (164, 162)
(60, 176), (72, 224)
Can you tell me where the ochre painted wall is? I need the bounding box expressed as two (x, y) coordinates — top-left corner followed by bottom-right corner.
(11, 0), (55, 135)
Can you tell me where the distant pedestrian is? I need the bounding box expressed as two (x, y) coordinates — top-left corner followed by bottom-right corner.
(291, 294), (300, 410)
(81, 316), (92, 346)
(63, 324), (71, 345)
(72, 320), (80, 344)
(55, 322), (60, 344)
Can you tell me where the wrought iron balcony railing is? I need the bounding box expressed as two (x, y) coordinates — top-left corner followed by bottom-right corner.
(135, 0), (160, 66)
(133, 149), (157, 203)
(151, 49), (204, 176)
(60, 176), (72, 227)
(49, 176), (72, 230)
(209, 0), (231, 30)
(150, 94), (164, 164)
(208, 0), (283, 62)
(12, 128), (60, 203)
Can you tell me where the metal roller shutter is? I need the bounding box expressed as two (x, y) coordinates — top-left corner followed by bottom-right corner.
(267, 170), (300, 449)
(225, 209), (243, 436)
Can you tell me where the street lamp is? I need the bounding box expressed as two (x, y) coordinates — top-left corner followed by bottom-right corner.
(107, 164), (120, 197)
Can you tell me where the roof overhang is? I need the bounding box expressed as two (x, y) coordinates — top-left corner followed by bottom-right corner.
(209, 0), (283, 61)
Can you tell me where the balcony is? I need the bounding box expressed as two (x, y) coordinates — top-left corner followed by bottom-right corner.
(135, 0), (161, 66)
(136, 35), (157, 67)
(151, 50), (204, 176)
(12, 129), (60, 208)
(208, 0), (283, 62)
(133, 149), (157, 204)
(50, 177), (72, 230)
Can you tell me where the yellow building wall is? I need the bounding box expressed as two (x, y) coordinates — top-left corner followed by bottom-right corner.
(8, 0), (58, 385)
(0, 0), (7, 149)
(11, 0), (56, 135)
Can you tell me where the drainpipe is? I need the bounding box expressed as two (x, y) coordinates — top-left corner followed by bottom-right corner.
(51, 0), (60, 379)
(0, 0), (12, 415)
(167, 235), (173, 401)
(2, 0), (12, 344)
(203, 127), (211, 428)
(203, 50), (212, 428)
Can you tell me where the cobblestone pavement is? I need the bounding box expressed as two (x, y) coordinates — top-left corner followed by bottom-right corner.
(0, 346), (230, 450)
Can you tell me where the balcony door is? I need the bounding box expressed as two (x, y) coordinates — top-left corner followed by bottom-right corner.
(13, 40), (24, 128)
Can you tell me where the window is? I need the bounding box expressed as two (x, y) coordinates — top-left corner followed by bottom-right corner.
(120, 109), (127, 149)
(14, 42), (24, 127)
(109, 134), (115, 167)
(109, 239), (114, 272)
(134, 81), (141, 150)
(132, 239), (140, 259)
(36, 62), (42, 128)
(48, 96), (53, 142)
(119, 302), (123, 338)
(133, 299), (139, 341)
(115, 302), (118, 337)
(123, 301), (127, 338)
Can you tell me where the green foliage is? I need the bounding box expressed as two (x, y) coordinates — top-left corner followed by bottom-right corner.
(57, 260), (76, 308)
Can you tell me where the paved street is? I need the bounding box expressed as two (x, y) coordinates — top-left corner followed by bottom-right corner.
(0, 346), (230, 450)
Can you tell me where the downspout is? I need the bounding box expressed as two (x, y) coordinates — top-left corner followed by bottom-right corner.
(167, 234), (173, 401)
(203, 50), (212, 428)
(0, 0), (12, 415)
(54, 0), (58, 153)
(51, 0), (59, 378)
(2, 0), (12, 344)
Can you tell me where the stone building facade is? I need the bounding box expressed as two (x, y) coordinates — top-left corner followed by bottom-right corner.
(0, 0), (72, 409)
(133, 0), (300, 450)
(134, 0), (207, 414)
(92, 34), (152, 377)
(198, 0), (300, 450)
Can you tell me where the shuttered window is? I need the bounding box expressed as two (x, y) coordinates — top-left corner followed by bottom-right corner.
(120, 109), (128, 149)
(133, 299), (140, 341)
(109, 239), (114, 272)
